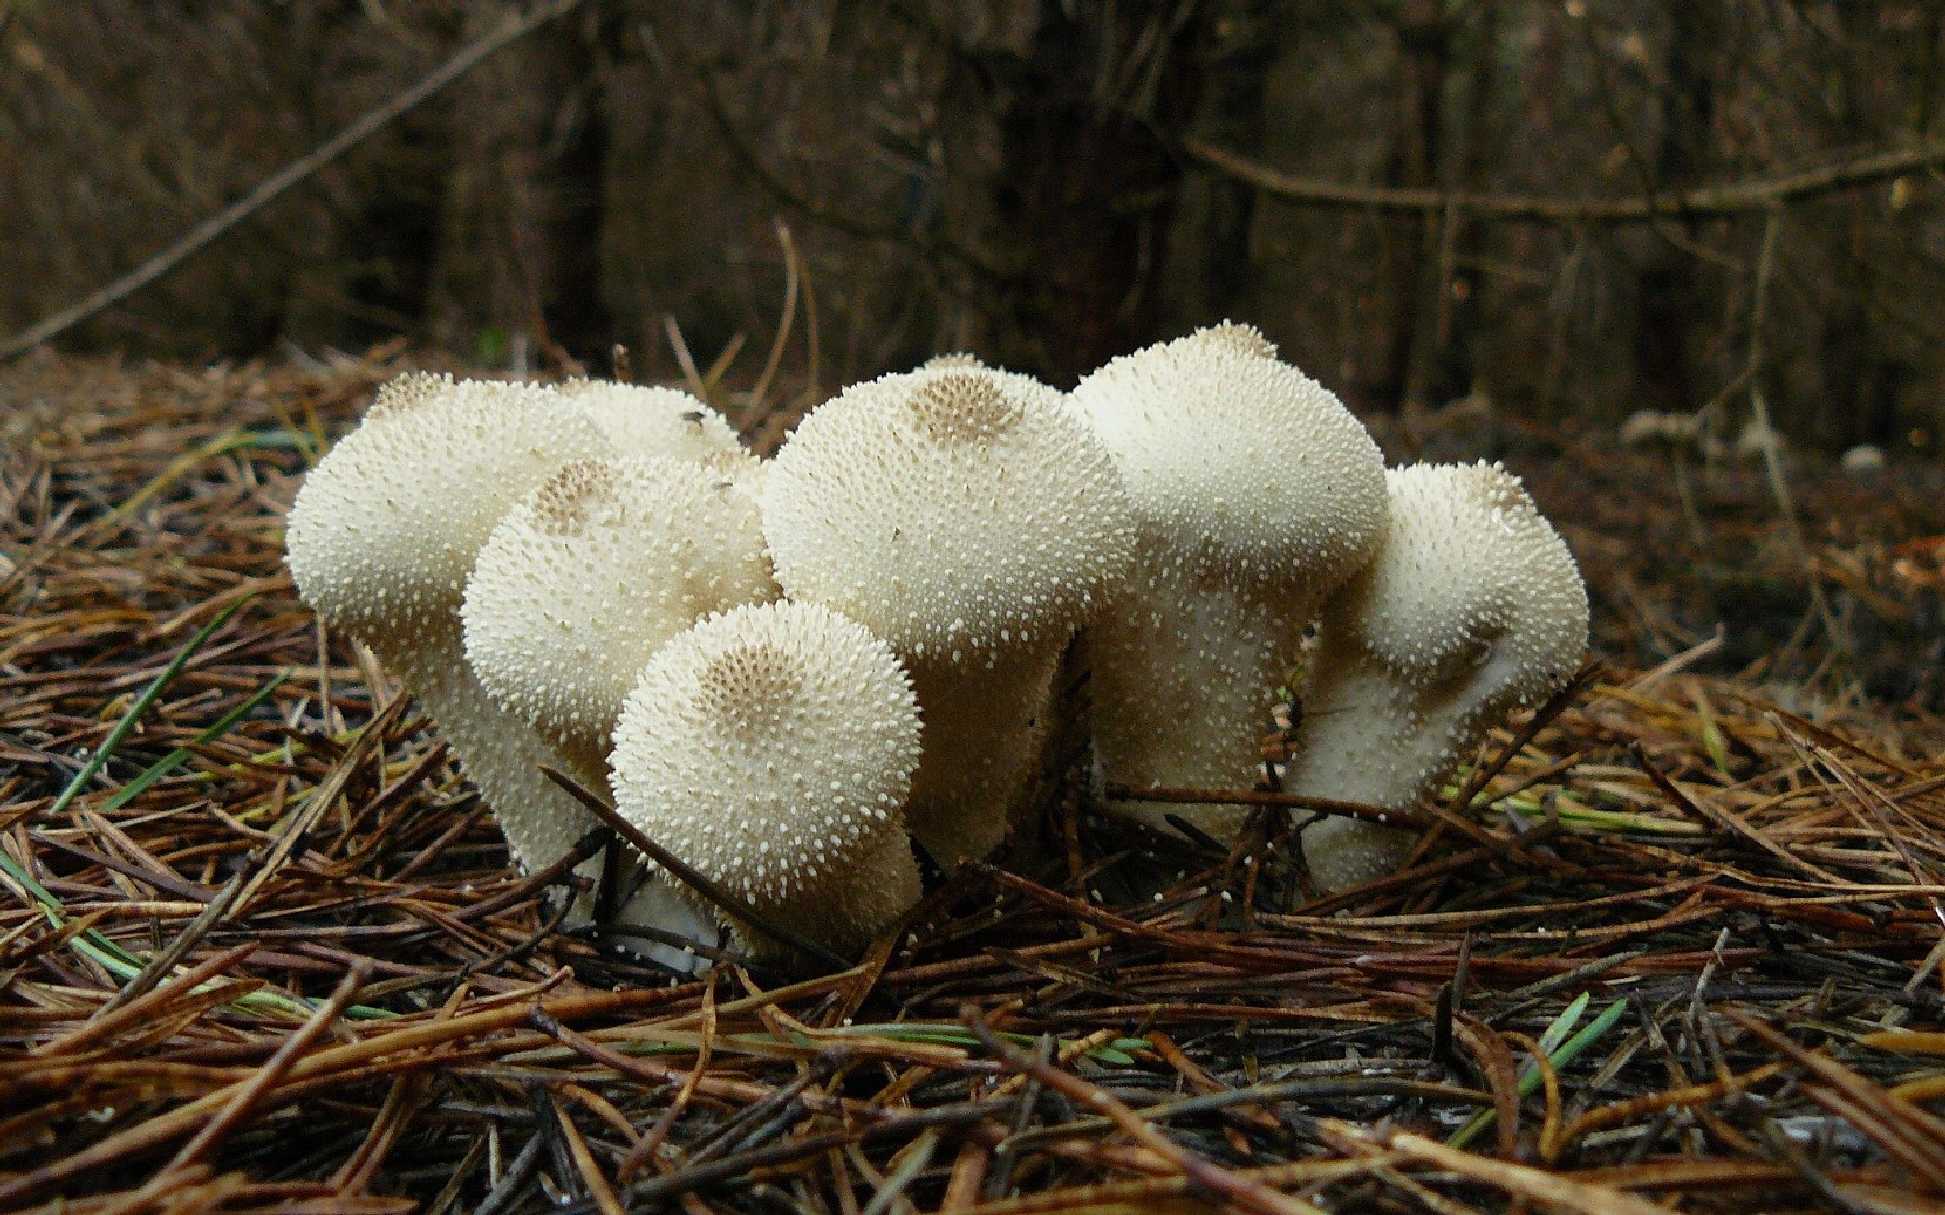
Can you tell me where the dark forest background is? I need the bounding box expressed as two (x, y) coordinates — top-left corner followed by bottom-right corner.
(4, 0), (1942, 453)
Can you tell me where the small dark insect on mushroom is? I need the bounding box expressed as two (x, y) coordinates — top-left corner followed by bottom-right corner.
(680, 410), (707, 424)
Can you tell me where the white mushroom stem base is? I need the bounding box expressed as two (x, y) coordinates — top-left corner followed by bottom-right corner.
(1087, 572), (1295, 842)
(903, 647), (1062, 866)
(692, 827), (921, 960)
(391, 643), (606, 890)
(605, 877), (723, 974)
(393, 642), (691, 954)
(1296, 817), (1418, 895)
(1287, 651), (1513, 892)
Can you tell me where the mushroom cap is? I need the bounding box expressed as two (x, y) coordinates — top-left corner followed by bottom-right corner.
(608, 601), (923, 918)
(461, 455), (779, 761)
(761, 366), (1135, 660)
(1327, 461), (1586, 690)
(1066, 322), (1387, 595)
(556, 379), (744, 462)
(285, 373), (609, 651)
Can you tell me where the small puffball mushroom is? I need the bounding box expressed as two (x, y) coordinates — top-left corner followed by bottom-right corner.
(284, 373), (618, 896)
(608, 601), (924, 957)
(1291, 461), (1589, 891)
(1841, 444), (1886, 476)
(555, 379), (744, 462)
(761, 366), (1136, 864)
(461, 455), (779, 785)
(1066, 322), (1388, 840)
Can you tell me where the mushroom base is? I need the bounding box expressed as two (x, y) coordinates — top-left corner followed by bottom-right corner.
(1287, 639), (1543, 892)
(693, 828), (922, 961)
(392, 641), (612, 917)
(1298, 817), (1418, 892)
(1086, 573), (1296, 842)
(904, 646), (1062, 866)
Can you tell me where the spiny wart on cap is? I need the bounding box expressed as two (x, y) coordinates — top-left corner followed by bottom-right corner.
(923, 352), (984, 370)
(461, 455), (778, 779)
(909, 375), (1026, 445)
(608, 601), (924, 955)
(1198, 319), (1278, 360)
(1292, 461), (1589, 892)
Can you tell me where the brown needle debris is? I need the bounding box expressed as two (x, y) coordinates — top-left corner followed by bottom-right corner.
(1, 350), (1943, 1212)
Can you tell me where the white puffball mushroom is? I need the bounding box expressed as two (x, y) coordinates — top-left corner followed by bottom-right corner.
(1066, 322), (1389, 840)
(608, 601), (925, 957)
(555, 379), (744, 463)
(461, 455), (780, 784)
(761, 365), (1136, 864)
(284, 372), (618, 896)
(1841, 444), (1886, 475)
(1291, 461), (1589, 891)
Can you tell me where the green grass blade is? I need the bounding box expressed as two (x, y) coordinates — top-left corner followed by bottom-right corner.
(6, 604), (396, 1021)
(1447, 993), (1627, 1149)
(1536, 991), (1591, 1056)
(98, 671), (288, 813)
(49, 595), (254, 818)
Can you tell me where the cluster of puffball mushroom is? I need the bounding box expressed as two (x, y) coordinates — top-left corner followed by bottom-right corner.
(285, 323), (1589, 966)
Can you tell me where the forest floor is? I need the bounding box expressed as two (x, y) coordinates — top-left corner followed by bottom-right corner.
(2, 348), (1944, 1214)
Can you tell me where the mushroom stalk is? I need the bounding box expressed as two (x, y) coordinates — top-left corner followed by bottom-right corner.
(902, 647), (1062, 863)
(1082, 575), (1292, 839)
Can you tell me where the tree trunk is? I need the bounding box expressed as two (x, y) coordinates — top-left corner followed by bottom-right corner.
(986, 3), (1204, 385)
(1382, 0), (1448, 412)
(1632, 3), (1720, 414)
(1163, 0), (1273, 328)
(427, 3), (611, 365)
(1424, 0), (1500, 407)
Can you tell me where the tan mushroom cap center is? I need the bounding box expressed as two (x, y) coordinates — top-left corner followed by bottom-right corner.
(526, 459), (614, 536)
(907, 374), (1025, 446)
(699, 640), (806, 738)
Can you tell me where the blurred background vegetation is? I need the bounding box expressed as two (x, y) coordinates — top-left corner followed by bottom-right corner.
(3, 0), (1942, 452)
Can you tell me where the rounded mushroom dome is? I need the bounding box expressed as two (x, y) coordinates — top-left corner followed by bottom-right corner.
(461, 456), (778, 756)
(1066, 322), (1387, 593)
(1332, 461), (1587, 691)
(285, 373), (609, 648)
(761, 367), (1135, 660)
(556, 379), (744, 463)
(608, 601), (923, 911)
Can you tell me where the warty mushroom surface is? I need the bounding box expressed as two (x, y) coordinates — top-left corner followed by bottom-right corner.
(760, 365), (1136, 865)
(1065, 323), (1389, 841)
(607, 600), (925, 957)
(1289, 460), (1589, 891)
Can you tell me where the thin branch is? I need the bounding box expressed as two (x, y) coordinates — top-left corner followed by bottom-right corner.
(0, 0), (587, 361)
(1186, 136), (1945, 223)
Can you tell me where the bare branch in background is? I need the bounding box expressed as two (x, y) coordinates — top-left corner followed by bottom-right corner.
(0, 0), (587, 362)
(1185, 136), (1945, 223)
